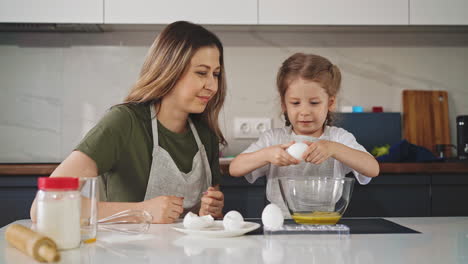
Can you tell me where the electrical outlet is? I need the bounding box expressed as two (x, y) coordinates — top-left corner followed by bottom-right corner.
(234, 118), (272, 139)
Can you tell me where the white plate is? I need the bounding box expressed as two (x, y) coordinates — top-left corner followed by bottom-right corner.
(172, 220), (261, 238)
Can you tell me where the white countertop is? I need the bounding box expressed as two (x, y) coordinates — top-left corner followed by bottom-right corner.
(1, 217), (468, 264)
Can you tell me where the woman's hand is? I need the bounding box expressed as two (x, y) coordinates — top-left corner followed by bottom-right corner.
(140, 196), (184, 224)
(303, 140), (336, 164)
(199, 187), (224, 219)
(264, 141), (300, 166)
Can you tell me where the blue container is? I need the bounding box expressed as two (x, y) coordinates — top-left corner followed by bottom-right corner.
(352, 106), (364, 112)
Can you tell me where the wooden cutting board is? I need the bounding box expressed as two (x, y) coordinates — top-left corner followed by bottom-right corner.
(403, 90), (451, 157)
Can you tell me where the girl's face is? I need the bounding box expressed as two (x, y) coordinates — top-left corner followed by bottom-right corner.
(282, 78), (335, 137)
(165, 46), (220, 114)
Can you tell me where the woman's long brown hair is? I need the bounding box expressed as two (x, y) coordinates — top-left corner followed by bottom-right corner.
(124, 21), (227, 145)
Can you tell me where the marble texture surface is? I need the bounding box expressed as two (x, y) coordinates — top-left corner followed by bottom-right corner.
(0, 217), (467, 264)
(0, 28), (467, 161)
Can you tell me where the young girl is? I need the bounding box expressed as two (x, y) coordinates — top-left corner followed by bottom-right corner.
(229, 53), (379, 216)
(31, 21), (226, 224)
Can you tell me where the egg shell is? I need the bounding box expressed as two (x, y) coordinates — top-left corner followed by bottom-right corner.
(199, 214), (214, 225)
(183, 212), (214, 230)
(183, 212), (196, 225)
(286, 142), (308, 160)
(261, 204), (284, 230)
(223, 210), (245, 231)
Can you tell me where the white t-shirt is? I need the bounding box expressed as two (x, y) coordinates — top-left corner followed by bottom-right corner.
(242, 126), (372, 216)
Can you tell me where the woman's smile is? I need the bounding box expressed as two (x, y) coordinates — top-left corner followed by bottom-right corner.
(197, 95), (211, 103)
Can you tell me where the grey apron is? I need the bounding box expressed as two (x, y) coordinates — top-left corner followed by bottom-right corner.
(143, 105), (212, 214)
(268, 128), (336, 217)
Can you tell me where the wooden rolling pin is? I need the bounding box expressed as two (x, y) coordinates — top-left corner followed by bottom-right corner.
(5, 224), (60, 263)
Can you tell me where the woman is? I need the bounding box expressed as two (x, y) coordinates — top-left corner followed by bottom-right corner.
(30, 21), (227, 224)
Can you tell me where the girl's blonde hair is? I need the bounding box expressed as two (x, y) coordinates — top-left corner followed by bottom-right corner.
(124, 21), (227, 145)
(276, 53), (341, 127)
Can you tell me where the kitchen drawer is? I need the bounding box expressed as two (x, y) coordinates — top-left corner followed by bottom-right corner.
(0, 176), (38, 187)
(368, 173), (431, 185)
(220, 173), (266, 187)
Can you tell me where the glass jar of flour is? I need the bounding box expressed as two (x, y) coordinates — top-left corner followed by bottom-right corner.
(36, 177), (80, 250)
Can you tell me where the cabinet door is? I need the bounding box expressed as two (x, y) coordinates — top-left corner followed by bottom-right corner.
(410, 0), (468, 25)
(0, 0), (103, 23)
(222, 186), (266, 218)
(0, 176), (38, 228)
(345, 174), (431, 217)
(105, 0), (257, 25)
(259, 0), (408, 25)
(221, 174), (266, 218)
(432, 175), (468, 216)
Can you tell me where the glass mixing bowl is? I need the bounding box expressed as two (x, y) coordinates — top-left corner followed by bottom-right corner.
(278, 177), (354, 225)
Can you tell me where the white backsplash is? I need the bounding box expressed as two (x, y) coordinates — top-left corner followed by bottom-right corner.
(0, 28), (467, 161)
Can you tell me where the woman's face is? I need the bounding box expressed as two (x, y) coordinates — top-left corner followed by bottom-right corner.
(165, 46), (221, 114)
(282, 78), (335, 137)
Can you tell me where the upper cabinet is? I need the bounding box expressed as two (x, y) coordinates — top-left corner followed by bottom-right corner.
(258, 0), (409, 25)
(0, 0), (103, 23)
(1, 0), (466, 26)
(410, 0), (468, 25)
(104, 0), (257, 25)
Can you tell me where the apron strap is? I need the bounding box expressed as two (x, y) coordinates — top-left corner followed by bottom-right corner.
(188, 118), (203, 148)
(150, 104), (202, 149)
(150, 104), (159, 146)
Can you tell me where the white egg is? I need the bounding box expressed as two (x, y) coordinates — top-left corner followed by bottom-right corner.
(286, 142), (308, 160)
(199, 214), (214, 226)
(223, 210), (245, 231)
(183, 212), (214, 230)
(261, 204), (284, 230)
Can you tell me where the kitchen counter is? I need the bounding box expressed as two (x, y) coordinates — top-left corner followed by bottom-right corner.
(1, 161), (468, 176)
(0, 217), (467, 263)
(1, 161), (467, 222)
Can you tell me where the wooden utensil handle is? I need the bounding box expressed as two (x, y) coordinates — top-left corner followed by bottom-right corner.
(5, 224), (60, 263)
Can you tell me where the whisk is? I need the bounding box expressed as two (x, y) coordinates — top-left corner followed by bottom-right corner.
(98, 209), (153, 235)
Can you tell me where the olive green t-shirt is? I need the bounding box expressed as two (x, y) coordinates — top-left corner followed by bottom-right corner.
(75, 103), (221, 202)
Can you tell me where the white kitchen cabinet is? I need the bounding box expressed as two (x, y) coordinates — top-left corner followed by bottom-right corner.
(0, 0), (103, 23)
(104, 0), (257, 25)
(259, 0), (409, 25)
(410, 0), (468, 25)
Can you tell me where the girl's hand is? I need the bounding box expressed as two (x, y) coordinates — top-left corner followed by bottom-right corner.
(199, 187), (224, 219)
(141, 196), (184, 224)
(303, 140), (336, 164)
(265, 141), (300, 166)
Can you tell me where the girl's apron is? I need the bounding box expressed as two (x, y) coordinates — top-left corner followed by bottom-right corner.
(268, 128), (337, 217)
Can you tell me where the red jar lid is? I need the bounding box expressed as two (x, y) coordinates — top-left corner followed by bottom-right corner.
(38, 177), (79, 190)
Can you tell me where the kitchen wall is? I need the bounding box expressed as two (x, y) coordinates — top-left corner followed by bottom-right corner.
(1, 27), (468, 161)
